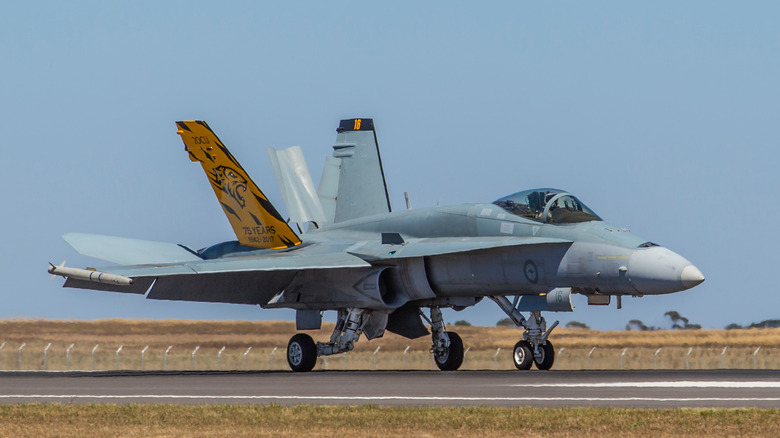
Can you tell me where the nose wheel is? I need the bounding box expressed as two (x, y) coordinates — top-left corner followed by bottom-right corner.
(532, 340), (555, 370)
(513, 340), (555, 370)
(513, 340), (533, 370)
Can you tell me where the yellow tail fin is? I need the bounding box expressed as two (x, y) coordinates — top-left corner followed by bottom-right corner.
(175, 120), (301, 249)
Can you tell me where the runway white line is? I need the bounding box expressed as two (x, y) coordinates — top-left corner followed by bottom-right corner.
(510, 381), (780, 389)
(1, 395), (779, 403)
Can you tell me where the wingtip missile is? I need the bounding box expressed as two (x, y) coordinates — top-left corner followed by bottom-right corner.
(47, 263), (133, 286)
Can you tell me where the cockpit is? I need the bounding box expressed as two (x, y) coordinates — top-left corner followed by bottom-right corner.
(493, 188), (602, 224)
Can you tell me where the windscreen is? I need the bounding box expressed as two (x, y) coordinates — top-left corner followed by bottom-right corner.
(493, 189), (601, 224)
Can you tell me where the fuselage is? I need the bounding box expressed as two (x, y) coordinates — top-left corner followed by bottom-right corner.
(204, 201), (704, 304)
(309, 203), (704, 298)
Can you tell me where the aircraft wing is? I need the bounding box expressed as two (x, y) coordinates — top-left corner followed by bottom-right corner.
(61, 246), (371, 305)
(106, 250), (370, 277)
(346, 236), (572, 261)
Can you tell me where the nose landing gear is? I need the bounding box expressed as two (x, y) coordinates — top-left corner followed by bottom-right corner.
(492, 296), (559, 371)
(512, 337), (555, 371)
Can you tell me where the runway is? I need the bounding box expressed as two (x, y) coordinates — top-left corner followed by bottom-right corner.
(1, 369), (778, 408)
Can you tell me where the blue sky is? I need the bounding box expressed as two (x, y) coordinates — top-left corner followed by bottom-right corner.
(1, 2), (777, 330)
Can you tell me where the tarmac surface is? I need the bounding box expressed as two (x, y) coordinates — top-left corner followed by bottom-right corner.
(1, 369), (779, 408)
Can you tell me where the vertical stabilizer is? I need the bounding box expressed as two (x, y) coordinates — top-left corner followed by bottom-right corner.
(317, 155), (341, 224)
(266, 146), (327, 228)
(176, 121), (301, 249)
(331, 118), (391, 223)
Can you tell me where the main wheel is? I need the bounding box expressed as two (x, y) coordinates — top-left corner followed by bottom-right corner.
(513, 340), (533, 370)
(287, 333), (317, 372)
(434, 331), (464, 371)
(533, 340), (555, 370)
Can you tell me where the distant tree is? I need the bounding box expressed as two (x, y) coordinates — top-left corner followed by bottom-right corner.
(748, 319), (780, 329)
(496, 317), (515, 327)
(664, 310), (689, 329)
(725, 323), (743, 330)
(664, 310), (699, 329)
(565, 321), (590, 329)
(453, 320), (472, 327)
(626, 319), (651, 331)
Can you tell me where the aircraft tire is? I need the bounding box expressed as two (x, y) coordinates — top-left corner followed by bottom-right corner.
(287, 333), (317, 372)
(513, 340), (533, 370)
(533, 341), (555, 370)
(434, 331), (464, 371)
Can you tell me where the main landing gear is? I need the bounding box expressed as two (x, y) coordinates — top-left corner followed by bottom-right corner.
(286, 306), (466, 372)
(286, 307), (369, 372)
(287, 333), (317, 372)
(491, 296), (558, 371)
(423, 307), (463, 371)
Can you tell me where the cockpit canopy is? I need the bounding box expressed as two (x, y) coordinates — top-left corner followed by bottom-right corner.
(493, 188), (602, 224)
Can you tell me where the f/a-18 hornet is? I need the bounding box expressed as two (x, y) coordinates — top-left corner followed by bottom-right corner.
(49, 118), (704, 372)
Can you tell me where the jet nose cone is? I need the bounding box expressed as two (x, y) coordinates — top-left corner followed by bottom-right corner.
(681, 265), (705, 289)
(628, 247), (704, 294)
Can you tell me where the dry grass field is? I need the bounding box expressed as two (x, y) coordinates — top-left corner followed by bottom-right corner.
(1, 319), (779, 371)
(0, 404), (778, 438)
(1, 320), (778, 437)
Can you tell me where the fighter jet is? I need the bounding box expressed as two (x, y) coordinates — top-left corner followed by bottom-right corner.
(48, 118), (704, 372)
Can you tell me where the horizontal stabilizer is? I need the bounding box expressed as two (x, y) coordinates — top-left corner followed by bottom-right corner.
(63, 233), (202, 265)
(347, 236), (572, 261)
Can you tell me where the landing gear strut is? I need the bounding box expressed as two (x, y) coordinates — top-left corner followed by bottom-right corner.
(286, 308), (369, 372)
(491, 296), (559, 371)
(423, 307), (464, 371)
